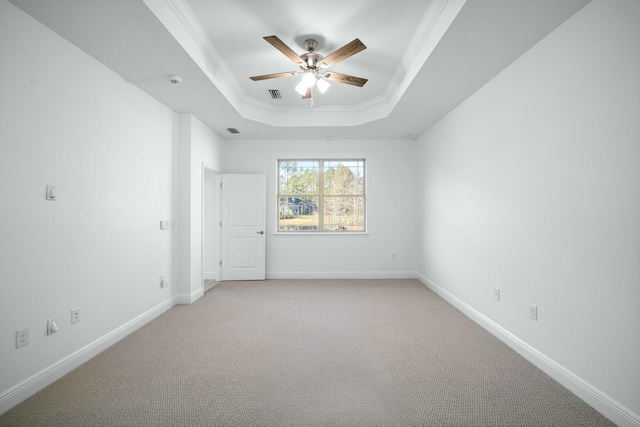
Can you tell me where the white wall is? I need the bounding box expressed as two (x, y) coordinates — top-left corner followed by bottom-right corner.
(176, 114), (223, 302)
(224, 139), (417, 279)
(3, 0), (637, 422)
(0, 0), (175, 411)
(415, 0), (639, 424)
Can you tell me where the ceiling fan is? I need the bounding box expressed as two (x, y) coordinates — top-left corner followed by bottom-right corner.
(250, 36), (368, 101)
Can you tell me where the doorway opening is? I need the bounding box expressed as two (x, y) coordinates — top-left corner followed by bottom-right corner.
(202, 166), (221, 292)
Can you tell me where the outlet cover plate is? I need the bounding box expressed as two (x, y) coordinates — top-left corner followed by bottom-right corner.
(16, 327), (29, 348)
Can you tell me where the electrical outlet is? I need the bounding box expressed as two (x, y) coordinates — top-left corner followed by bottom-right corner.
(493, 287), (500, 301)
(160, 275), (168, 288)
(71, 308), (80, 324)
(529, 304), (538, 321)
(16, 327), (29, 348)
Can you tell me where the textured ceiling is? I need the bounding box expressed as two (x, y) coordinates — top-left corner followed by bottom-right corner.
(9, 0), (591, 140)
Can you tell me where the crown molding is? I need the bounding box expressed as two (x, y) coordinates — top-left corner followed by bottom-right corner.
(241, 95), (391, 128)
(143, 0), (466, 127)
(385, 0), (467, 109)
(142, 0), (245, 110)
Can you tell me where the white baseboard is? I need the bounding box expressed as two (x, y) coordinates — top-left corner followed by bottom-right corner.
(203, 271), (216, 280)
(416, 272), (640, 427)
(266, 270), (417, 280)
(175, 286), (204, 304)
(0, 297), (175, 415)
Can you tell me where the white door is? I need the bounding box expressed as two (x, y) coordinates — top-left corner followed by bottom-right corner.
(221, 174), (266, 280)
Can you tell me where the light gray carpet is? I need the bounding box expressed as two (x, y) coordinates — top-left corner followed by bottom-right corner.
(204, 279), (219, 293)
(0, 279), (615, 426)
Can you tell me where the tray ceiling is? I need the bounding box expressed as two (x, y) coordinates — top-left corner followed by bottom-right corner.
(9, 0), (590, 140)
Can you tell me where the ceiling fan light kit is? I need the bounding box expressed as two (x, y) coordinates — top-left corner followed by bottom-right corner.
(250, 35), (368, 103)
(302, 72), (316, 87)
(294, 79), (310, 96)
(316, 78), (330, 94)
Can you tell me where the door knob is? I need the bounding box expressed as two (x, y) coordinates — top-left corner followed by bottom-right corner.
(257, 230), (265, 234)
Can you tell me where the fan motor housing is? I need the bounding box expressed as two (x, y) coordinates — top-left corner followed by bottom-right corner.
(300, 52), (324, 69)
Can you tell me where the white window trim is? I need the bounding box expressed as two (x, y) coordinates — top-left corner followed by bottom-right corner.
(276, 158), (367, 234)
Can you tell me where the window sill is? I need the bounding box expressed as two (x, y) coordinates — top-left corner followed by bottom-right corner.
(274, 231), (369, 236)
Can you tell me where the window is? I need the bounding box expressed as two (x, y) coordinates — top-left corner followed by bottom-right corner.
(278, 159), (366, 232)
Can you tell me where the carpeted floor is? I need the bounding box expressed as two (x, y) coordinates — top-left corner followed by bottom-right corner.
(0, 279), (615, 426)
(204, 279), (219, 293)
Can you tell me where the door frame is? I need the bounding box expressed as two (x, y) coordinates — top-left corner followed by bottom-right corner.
(201, 164), (222, 290)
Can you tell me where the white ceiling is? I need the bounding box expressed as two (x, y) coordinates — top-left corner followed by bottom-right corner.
(9, 0), (590, 141)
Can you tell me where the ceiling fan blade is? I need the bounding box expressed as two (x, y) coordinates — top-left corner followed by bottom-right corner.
(302, 86), (313, 99)
(324, 72), (368, 87)
(250, 71), (298, 81)
(321, 39), (366, 68)
(263, 35), (304, 65)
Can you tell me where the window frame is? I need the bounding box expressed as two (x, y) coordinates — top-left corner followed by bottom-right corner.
(276, 158), (367, 234)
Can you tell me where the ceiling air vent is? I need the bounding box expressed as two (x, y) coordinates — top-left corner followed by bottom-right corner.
(226, 128), (240, 134)
(267, 89), (282, 99)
